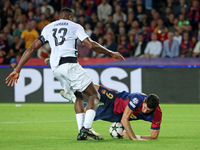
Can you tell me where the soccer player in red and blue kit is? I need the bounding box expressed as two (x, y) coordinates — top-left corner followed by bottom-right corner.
(83, 84), (162, 140)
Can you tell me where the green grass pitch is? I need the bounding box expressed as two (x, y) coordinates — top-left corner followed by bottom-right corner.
(0, 103), (199, 150)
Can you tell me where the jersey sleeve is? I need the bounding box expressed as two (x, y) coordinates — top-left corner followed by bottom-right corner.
(127, 95), (141, 111)
(76, 25), (89, 41)
(41, 27), (48, 40)
(38, 27), (48, 45)
(151, 107), (162, 130)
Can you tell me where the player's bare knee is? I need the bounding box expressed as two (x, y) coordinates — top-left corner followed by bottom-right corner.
(93, 92), (100, 106)
(86, 92), (100, 110)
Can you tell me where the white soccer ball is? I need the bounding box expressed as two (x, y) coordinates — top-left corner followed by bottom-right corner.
(109, 122), (125, 139)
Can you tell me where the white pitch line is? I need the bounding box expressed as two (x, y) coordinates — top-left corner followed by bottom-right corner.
(0, 120), (75, 124)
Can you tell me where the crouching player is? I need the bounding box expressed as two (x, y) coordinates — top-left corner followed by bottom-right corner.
(64, 84), (162, 140)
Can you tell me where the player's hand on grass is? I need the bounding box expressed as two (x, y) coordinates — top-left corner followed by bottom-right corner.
(111, 52), (125, 62)
(5, 71), (19, 87)
(121, 132), (146, 141)
(120, 132), (130, 138)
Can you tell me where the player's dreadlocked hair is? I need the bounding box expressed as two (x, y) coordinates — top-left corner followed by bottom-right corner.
(145, 94), (160, 110)
(60, 7), (74, 18)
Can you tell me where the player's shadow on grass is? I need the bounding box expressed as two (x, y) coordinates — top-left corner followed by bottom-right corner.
(77, 138), (138, 143)
(63, 138), (132, 143)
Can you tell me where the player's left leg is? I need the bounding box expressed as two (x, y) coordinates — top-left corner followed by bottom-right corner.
(60, 84), (100, 103)
(45, 58), (86, 104)
(60, 89), (76, 103)
(44, 58), (50, 66)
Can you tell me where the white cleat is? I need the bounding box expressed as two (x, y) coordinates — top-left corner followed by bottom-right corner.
(89, 128), (104, 140)
(60, 90), (76, 103)
(44, 58), (50, 66)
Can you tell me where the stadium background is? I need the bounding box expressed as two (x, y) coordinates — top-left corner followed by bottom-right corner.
(0, 0), (200, 103)
(0, 1), (200, 150)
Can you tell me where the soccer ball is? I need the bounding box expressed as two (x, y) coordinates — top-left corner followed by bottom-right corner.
(109, 122), (125, 139)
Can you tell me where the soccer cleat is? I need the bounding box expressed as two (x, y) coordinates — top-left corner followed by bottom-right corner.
(77, 133), (87, 140)
(60, 90), (76, 103)
(89, 128), (104, 140)
(77, 133), (96, 140)
(44, 58), (50, 66)
(80, 127), (104, 140)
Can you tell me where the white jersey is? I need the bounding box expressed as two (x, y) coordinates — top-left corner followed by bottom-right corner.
(41, 19), (89, 71)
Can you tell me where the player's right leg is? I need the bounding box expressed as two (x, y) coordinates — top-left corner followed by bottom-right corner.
(52, 64), (85, 140)
(65, 63), (103, 140)
(79, 82), (104, 140)
(74, 91), (87, 140)
(74, 91), (104, 140)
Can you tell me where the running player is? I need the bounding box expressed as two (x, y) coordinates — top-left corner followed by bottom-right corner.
(5, 7), (125, 140)
(60, 84), (162, 140)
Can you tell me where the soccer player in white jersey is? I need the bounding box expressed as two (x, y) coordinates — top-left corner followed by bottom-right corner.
(5, 7), (125, 140)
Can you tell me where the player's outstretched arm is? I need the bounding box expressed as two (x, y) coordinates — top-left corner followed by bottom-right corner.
(5, 39), (43, 87)
(140, 129), (160, 139)
(121, 106), (146, 141)
(82, 37), (125, 62)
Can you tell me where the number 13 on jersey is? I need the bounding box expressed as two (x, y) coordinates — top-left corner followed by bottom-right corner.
(52, 28), (67, 46)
